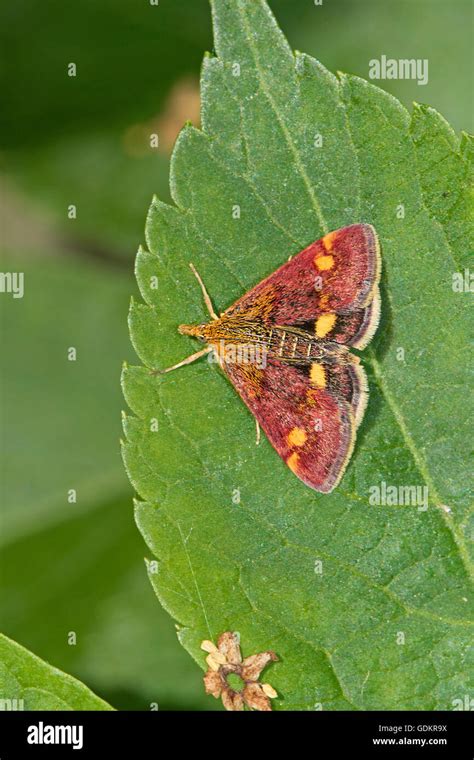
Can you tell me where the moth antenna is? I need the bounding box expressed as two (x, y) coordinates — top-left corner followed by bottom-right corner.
(150, 346), (213, 375)
(255, 420), (261, 446)
(189, 263), (218, 320)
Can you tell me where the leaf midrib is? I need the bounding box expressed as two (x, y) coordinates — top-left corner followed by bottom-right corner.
(237, 4), (329, 237)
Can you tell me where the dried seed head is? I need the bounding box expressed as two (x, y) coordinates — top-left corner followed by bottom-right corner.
(217, 631), (242, 665)
(205, 653), (221, 672)
(200, 639), (218, 654)
(241, 650), (278, 681)
(201, 631), (278, 711)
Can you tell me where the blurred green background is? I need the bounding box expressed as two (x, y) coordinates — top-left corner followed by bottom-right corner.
(1, 0), (472, 710)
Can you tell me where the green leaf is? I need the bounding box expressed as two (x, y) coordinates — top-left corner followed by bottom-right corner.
(123, 0), (473, 710)
(0, 633), (112, 710)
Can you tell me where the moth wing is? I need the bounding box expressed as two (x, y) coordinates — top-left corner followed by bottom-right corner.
(221, 358), (363, 493)
(315, 285), (381, 350)
(325, 360), (369, 430)
(225, 223), (381, 329)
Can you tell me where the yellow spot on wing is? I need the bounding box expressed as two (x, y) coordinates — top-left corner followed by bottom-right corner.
(322, 231), (338, 251)
(315, 313), (337, 338)
(310, 363), (326, 388)
(287, 452), (300, 473)
(315, 254), (334, 271)
(287, 427), (307, 447)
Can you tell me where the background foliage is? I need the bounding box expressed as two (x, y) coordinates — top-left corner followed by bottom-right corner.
(1, 0), (472, 710)
(0, 634), (112, 710)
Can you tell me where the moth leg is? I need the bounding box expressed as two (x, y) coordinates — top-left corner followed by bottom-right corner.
(150, 346), (213, 375)
(189, 263), (218, 321)
(255, 420), (261, 446)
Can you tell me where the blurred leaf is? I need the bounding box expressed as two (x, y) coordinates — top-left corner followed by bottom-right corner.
(0, 253), (212, 709)
(0, 0), (211, 149)
(75, 563), (220, 710)
(123, 0), (473, 710)
(4, 131), (172, 259)
(0, 633), (112, 710)
(0, 252), (133, 542)
(1, 497), (215, 711)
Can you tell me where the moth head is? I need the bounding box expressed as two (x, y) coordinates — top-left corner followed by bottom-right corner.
(178, 323), (208, 341)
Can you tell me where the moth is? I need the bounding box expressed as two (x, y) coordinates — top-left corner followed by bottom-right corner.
(158, 224), (381, 493)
